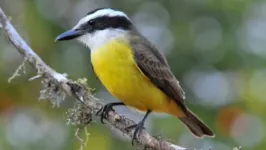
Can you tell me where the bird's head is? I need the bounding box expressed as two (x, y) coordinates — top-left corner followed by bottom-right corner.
(55, 8), (133, 50)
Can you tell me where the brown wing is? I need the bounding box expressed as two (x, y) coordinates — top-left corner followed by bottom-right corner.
(129, 32), (187, 113)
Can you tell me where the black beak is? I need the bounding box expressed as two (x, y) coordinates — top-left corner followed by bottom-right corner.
(55, 29), (83, 41)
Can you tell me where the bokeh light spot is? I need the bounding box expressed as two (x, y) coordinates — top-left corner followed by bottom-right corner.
(216, 107), (244, 136)
(231, 113), (265, 148)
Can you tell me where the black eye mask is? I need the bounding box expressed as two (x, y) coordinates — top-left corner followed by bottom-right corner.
(79, 16), (133, 34)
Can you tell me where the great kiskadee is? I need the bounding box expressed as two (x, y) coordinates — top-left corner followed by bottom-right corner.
(56, 8), (214, 142)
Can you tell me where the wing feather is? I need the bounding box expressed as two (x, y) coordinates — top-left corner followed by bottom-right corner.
(129, 32), (187, 112)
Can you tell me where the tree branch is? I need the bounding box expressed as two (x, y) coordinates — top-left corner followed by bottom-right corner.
(0, 7), (186, 150)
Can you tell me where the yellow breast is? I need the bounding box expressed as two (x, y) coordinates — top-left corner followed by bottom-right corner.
(91, 38), (171, 112)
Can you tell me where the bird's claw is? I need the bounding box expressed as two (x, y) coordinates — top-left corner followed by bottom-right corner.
(125, 122), (144, 145)
(96, 104), (115, 124)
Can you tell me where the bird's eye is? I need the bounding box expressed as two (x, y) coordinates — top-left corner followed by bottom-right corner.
(88, 20), (95, 26)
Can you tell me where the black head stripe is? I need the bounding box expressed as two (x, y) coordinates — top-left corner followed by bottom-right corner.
(80, 16), (133, 32)
(93, 16), (132, 30)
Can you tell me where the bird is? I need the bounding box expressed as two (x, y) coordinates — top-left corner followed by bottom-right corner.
(55, 8), (215, 143)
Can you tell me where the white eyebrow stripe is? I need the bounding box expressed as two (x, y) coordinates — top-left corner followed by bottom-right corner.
(73, 8), (129, 29)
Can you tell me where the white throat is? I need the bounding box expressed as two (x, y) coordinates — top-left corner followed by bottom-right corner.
(77, 29), (128, 53)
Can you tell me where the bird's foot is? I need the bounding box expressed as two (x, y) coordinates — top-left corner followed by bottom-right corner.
(96, 102), (125, 124)
(96, 103), (115, 124)
(125, 121), (145, 145)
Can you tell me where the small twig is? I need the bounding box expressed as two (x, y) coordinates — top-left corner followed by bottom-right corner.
(28, 74), (43, 81)
(8, 57), (27, 82)
(0, 7), (186, 150)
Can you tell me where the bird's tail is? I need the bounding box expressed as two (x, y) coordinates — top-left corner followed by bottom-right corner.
(179, 110), (215, 138)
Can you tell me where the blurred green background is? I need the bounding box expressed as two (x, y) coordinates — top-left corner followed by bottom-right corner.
(0, 0), (266, 149)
